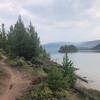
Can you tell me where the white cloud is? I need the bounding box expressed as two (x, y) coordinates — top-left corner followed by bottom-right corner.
(15, 0), (53, 7)
(82, 0), (100, 18)
(0, 0), (100, 43)
(0, 2), (13, 12)
(53, 20), (91, 30)
(0, 0), (51, 27)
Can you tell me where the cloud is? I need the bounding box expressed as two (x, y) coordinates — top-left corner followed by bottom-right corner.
(81, 0), (100, 19)
(15, 0), (53, 7)
(0, 0), (100, 44)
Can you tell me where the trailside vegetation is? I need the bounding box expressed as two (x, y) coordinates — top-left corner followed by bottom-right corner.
(17, 53), (76, 100)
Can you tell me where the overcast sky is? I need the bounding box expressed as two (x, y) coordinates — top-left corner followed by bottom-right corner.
(0, 0), (100, 44)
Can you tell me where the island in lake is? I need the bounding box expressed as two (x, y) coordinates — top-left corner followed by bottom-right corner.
(58, 45), (78, 53)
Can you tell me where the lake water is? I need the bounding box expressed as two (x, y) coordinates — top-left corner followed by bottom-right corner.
(51, 52), (100, 91)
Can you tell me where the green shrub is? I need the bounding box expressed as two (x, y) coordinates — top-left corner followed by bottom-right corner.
(80, 88), (100, 100)
(55, 90), (70, 99)
(18, 81), (73, 100)
(15, 56), (25, 66)
(0, 49), (5, 55)
(7, 59), (17, 67)
(0, 49), (4, 60)
(24, 82), (53, 100)
(31, 57), (44, 65)
(0, 54), (2, 60)
(23, 63), (33, 72)
(7, 56), (26, 67)
(36, 68), (47, 76)
(48, 66), (69, 91)
(40, 87), (53, 99)
(0, 69), (6, 78)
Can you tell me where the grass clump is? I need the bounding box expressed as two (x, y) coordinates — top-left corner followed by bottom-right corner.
(80, 88), (100, 100)
(0, 69), (6, 78)
(0, 49), (5, 60)
(7, 56), (34, 72)
(7, 56), (27, 67)
(19, 82), (52, 100)
(0, 54), (2, 60)
(19, 82), (73, 100)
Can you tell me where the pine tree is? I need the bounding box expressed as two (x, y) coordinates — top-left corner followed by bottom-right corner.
(27, 22), (40, 58)
(8, 25), (14, 55)
(13, 16), (27, 57)
(0, 28), (2, 48)
(0, 16), (47, 60)
(0, 24), (7, 50)
(62, 53), (76, 86)
(48, 66), (69, 91)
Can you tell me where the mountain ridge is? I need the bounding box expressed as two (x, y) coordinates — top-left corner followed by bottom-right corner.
(43, 40), (100, 54)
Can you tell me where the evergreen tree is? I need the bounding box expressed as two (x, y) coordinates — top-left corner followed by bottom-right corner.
(0, 24), (7, 50)
(0, 16), (49, 60)
(27, 22), (40, 58)
(0, 28), (2, 48)
(48, 67), (65, 91)
(8, 25), (14, 55)
(13, 16), (27, 57)
(62, 53), (76, 86)
(48, 66), (69, 91)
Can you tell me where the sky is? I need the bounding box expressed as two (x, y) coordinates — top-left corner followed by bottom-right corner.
(0, 0), (100, 44)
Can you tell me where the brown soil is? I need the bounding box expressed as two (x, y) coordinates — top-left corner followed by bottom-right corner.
(0, 56), (32, 100)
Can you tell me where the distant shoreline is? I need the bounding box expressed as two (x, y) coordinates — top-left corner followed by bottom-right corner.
(79, 50), (100, 53)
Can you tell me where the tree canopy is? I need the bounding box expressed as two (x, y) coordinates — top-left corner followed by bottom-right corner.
(59, 45), (78, 53)
(0, 16), (49, 60)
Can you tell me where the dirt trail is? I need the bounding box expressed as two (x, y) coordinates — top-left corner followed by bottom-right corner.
(0, 56), (31, 100)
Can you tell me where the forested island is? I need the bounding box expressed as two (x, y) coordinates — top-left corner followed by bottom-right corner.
(59, 45), (78, 53)
(0, 16), (100, 100)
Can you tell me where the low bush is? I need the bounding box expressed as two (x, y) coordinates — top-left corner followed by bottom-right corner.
(48, 66), (69, 91)
(0, 69), (6, 78)
(0, 49), (5, 55)
(31, 57), (44, 65)
(80, 88), (100, 100)
(0, 54), (2, 60)
(20, 82), (53, 100)
(18, 82), (73, 100)
(55, 90), (70, 99)
(7, 56), (27, 67)
(0, 49), (4, 60)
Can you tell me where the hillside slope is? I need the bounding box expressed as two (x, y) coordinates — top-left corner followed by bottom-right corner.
(77, 40), (100, 48)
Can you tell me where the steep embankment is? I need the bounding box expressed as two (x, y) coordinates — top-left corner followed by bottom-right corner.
(0, 56), (31, 100)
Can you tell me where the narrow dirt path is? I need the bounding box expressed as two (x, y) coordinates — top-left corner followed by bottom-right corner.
(0, 56), (31, 100)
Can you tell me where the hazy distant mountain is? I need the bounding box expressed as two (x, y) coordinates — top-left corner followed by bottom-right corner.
(77, 40), (100, 48)
(43, 40), (100, 54)
(92, 43), (100, 50)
